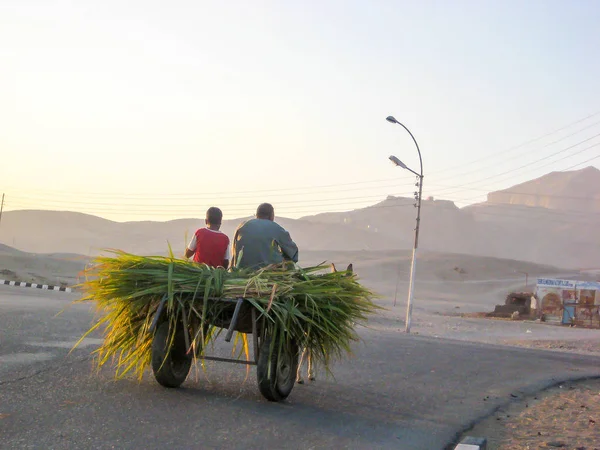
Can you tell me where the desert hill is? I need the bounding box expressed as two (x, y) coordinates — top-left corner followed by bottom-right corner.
(0, 243), (27, 256)
(486, 166), (600, 212)
(0, 210), (391, 257)
(463, 166), (600, 268)
(1, 167), (598, 269)
(301, 167), (600, 269)
(301, 196), (484, 255)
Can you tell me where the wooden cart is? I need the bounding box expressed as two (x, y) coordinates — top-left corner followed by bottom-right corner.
(149, 294), (299, 402)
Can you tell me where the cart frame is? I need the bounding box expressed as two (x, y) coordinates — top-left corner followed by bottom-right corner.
(149, 293), (298, 402)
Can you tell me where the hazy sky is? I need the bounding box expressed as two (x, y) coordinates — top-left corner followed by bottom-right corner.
(2, 0), (600, 221)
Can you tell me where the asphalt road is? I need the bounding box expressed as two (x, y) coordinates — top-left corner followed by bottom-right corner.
(1, 285), (599, 450)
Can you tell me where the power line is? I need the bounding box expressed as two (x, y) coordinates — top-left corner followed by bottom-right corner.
(7, 191), (600, 223)
(4, 111), (600, 201)
(5, 192), (416, 212)
(561, 154), (600, 171)
(433, 135), (600, 187)
(1, 174), (413, 198)
(4, 199), (418, 217)
(430, 172), (600, 205)
(447, 209), (598, 230)
(2, 181), (411, 203)
(462, 201), (600, 218)
(464, 208), (600, 226)
(487, 142), (600, 180)
(442, 161), (598, 201)
(3, 110), (599, 209)
(3, 111), (600, 222)
(4, 112), (599, 205)
(9, 168), (600, 208)
(429, 134), (600, 197)
(427, 184), (600, 202)
(430, 191), (600, 218)
(19, 126), (594, 207)
(7, 161), (600, 217)
(428, 110), (600, 176)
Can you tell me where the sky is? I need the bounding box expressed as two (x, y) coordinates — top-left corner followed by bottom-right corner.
(1, 0), (600, 222)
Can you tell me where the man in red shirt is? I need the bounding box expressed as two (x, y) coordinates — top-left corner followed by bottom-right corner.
(184, 207), (230, 268)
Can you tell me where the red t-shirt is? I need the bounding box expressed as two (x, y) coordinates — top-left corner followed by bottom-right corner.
(188, 228), (230, 267)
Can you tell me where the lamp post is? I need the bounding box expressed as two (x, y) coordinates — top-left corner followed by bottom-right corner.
(387, 115), (423, 333)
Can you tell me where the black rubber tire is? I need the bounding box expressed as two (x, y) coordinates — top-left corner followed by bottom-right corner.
(257, 333), (299, 402)
(151, 321), (192, 388)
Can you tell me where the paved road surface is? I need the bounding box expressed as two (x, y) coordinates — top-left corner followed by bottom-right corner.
(1, 285), (599, 450)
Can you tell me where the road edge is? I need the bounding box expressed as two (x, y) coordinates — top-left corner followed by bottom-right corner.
(444, 374), (600, 450)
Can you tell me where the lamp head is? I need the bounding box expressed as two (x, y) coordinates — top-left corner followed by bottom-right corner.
(389, 155), (407, 169)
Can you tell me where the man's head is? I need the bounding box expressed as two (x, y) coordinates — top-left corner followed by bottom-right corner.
(256, 203), (275, 221)
(205, 207), (223, 229)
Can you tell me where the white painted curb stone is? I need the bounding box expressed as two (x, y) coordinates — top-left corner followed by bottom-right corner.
(0, 279), (72, 293)
(455, 436), (487, 450)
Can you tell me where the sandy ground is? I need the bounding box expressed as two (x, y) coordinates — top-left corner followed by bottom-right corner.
(467, 378), (600, 449)
(0, 250), (88, 286)
(501, 339), (600, 356)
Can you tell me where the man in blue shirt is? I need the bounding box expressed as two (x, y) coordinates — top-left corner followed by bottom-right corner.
(232, 203), (299, 270)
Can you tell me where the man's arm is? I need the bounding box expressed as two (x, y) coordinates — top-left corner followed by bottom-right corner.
(230, 222), (245, 268)
(277, 228), (299, 263)
(185, 234), (197, 259)
(222, 241), (231, 269)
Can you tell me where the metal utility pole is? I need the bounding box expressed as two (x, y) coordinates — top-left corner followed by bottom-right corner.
(0, 193), (4, 228)
(515, 270), (529, 287)
(386, 116), (424, 334)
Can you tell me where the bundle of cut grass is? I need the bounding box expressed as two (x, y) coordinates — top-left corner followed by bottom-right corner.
(75, 250), (379, 380)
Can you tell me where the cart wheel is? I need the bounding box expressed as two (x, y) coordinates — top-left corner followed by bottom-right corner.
(257, 334), (299, 402)
(151, 321), (192, 388)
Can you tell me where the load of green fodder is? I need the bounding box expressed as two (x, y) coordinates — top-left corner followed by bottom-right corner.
(74, 250), (379, 380)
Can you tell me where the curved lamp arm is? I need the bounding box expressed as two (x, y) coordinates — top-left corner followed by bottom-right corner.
(386, 116), (423, 178)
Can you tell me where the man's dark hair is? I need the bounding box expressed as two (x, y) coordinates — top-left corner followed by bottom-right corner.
(256, 203), (274, 219)
(206, 207), (223, 225)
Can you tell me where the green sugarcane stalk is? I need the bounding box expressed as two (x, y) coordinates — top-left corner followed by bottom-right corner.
(74, 250), (381, 380)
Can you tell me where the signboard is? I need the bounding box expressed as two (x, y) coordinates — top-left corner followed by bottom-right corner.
(536, 278), (600, 291)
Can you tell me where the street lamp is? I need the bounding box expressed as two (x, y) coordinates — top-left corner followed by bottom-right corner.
(387, 115), (423, 334)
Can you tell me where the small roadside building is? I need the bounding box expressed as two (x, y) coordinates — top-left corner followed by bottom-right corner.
(536, 278), (600, 327)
